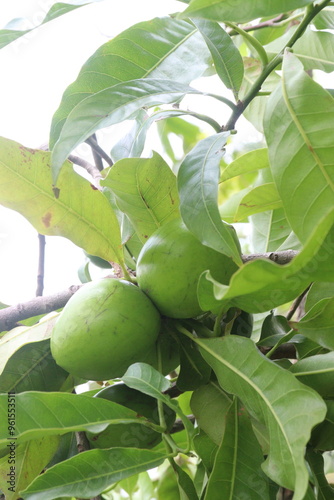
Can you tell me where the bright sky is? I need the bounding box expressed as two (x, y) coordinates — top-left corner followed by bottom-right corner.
(0, 0), (182, 304)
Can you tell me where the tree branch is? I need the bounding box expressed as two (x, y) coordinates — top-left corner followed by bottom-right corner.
(0, 285), (82, 332)
(85, 136), (113, 167)
(36, 234), (46, 297)
(68, 154), (102, 186)
(242, 250), (298, 265)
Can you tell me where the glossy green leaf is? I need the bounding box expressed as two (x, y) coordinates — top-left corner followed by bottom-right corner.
(0, 137), (124, 265)
(258, 313), (291, 347)
(264, 52), (334, 244)
(291, 298), (334, 351)
(178, 133), (242, 264)
(205, 399), (269, 499)
(193, 19), (243, 98)
(0, 436), (59, 500)
(0, 315), (58, 375)
(180, 0), (312, 24)
(0, 339), (69, 393)
(50, 17), (211, 148)
(51, 79), (202, 183)
(0, 392), (155, 446)
(220, 148), (269, 182)
(190, 382), (232, 445)
(172, 462), (199, 500)
(290, 352), (334, 398)
(21, 448), (168, 500)
(0, 1), (103, 49)
(195, 335), (326, 497)
(293, 29), (334, 73)
(311, 400), (334, 451)
(177, 335), (211, 391)
(234, 183), (282, 221)
(198, 209), (334, 314)
(101, 153), (180, 243)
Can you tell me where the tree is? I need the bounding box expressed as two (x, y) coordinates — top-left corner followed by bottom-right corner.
(0, 0), (334, 498)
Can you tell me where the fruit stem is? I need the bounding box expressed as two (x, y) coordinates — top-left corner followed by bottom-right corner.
(213, 309), (225, 337)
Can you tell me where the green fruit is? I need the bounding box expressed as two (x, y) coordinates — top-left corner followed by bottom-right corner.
(230, 310), (253, 338)
(51, 279), (161, 381)
(136, 219), (239, 318)
(87, 383), (175, 449)
(84, 251), (112, 269)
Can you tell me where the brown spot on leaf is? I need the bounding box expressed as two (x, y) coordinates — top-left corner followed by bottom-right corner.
(42, 213), (52, 228)
(90, 184), (98, 190)
(53, 187), (60, 198)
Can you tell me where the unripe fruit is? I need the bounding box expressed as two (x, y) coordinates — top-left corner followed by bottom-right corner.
(136, 219), (239, 318)
(87, 383), (175, 449)
(51, 279), (161, 381)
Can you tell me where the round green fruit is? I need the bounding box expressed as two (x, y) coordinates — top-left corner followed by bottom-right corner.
(136, 219), (239, 318)
(51, 279), (161, 381)
(87, 383), (175, 449)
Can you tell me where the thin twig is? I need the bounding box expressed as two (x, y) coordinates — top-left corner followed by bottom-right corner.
(36, 234), (46, 297)
(227, 14), (286, 35)
(85, 136), (113, 167)
(68, 154), (102, 185)
(286, 284), (311, 321)
(90, 133), (104, 171)
(242, 250), (298, 265)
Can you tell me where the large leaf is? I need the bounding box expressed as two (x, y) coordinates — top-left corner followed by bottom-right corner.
(51, 79), (202, 183)
(101, 153), (180, 243)
(264, 52), (334, 244)
(293, 28), (334, 73)
(0, 1), (103, 49)
(192, 19), (243, 98)
(0, 436), (59, 500)
(194, 335), (326, 498)
(197, 209), (334, 314)
(177, 133), (242, 264)
(0, 137), (124, 265)
(0, 339), (69, 393)
(290, 352), (334, 398)
(204, 399), (269, 499)
(179, 0), (312, 24)
(50, 17), (211, 148)
(313, 7), (334, 30)
(0, 315), (57, 375)
(21, 447), (168, 500)
(0, 392), (158, 446)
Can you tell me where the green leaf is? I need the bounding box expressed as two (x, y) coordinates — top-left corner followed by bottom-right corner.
(198, 209), (334, 314)
(306, 449), (334, 499)
(177, 133), (242, 264)
(234, 183), (282, 222)
(313, 7), (334, 30)
(172, 462), (199, 500)
(250, 208), (298, 253)
(293, 28), (334, 73)
(0, 339), (69, 393)
(101, 153), (180, 243)
(204, 399), (270, 499)
(311, 400), (334, 451)
(290, 352), (334, 398)
(179, 0), (312, 24)
(195, 335), (326, 497)
(291, 298), (334, 351)
(240, 57), (281, 133)
(51, 79), (202, 183)
(192, 19), (243, 98)
(190, 382), (232, 445)
(193, 431), (218, 473)
(50, 17), (211, 148)
(264, 52), (334, 245)
(257, 313), (291, 347)
(0, 1), (103, 49)
(21, 448), (168, 500)
(177, 335), (211, 391)
(0, 392), (154, 446)
(305, 282), (334, 312)
(0, 137), (124, 265)
(220, 148), (269, 182)
(0, 315), (58, 375)
(0, 436), (59, 500)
